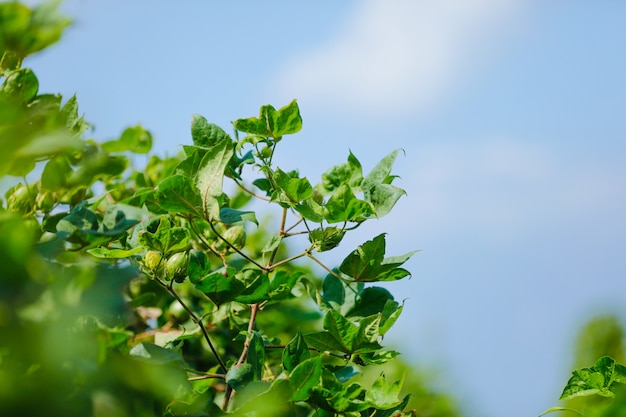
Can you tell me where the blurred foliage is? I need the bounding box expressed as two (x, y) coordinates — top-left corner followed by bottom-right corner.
(0, 2), (465, 417)
(544, 316), (626, 417)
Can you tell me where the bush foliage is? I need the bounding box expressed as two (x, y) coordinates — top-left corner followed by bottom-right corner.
(0, 3), (467, 416)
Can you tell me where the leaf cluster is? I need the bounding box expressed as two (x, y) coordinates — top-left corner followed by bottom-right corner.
(0, 3), (469, 417)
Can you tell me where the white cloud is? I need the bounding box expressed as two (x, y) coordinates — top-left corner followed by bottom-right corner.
(275, 0), (526, 117)
(390, 138), (626, 245)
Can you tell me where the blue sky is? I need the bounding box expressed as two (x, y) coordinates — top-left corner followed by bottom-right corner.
(27, 1), (626, 416)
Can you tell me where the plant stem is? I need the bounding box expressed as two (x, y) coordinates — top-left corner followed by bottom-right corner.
(233, 177), (270, 201)
(207, 219), (266, 271)
(264, 345), (348, 359)
(223, 303), (261, 410)
(307, 253), (345, 281)
(156, 278), (228, 374)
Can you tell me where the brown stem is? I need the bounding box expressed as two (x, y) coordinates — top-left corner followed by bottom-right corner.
(233, 178), (271, 201)
(307, 253), (345, 281)
(266, 208), (288, 268)
(269, 250), (309, 270)
(222, 303), (261, 410)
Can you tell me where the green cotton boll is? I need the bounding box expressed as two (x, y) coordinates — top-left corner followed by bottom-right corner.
(143, 250), (163, 271)
(35, 190), (56, 212)
(222, 225), (246, 251)
(6, 183), (37, 214)
(166, 252), (189, 283)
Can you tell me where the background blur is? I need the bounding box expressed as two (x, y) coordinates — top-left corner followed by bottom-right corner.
(25, 1), (626, 416)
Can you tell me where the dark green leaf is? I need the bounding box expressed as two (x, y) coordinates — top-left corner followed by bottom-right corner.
(321, 273), (345, 311)
(339, 234), (416, 282)
(289, 356), (322, 402)
(283, 329), (311, 372)
(194, 268), (245, 306)
(305, 331), (347, 353)
(219, 207), (258, 225)
(247, 332), (265, 381)
(345, 287), (394, 318)
(234, 269), (269, 304)
(187, 249), (210, 284)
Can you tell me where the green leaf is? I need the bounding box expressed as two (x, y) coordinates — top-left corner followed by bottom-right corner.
(102, 126), (152, 154)
(320, 273), (345, 311)
(309, 227), (345, 252)
(272, 168), (313, 205)
(283, 329), (311, 372)
(1, 68), (38, 102)
(339, 234), (417, 282)
(233, 100), (302, 139)
(379, 300), (403, 336)
(345, 287), (395, 319)
(0, 1), (70, 59)
(154, 174), (204, 217)
(305, 331), (347, 353)
(187, 249), (210, 284)
(361, 149), (406, 217)
(365, 373), (404, 410)
(129, 342), (186, 365)
(138, 218), (189, 255)
(325, 184), (374, 223)
(195, 138), (235, 219)
(559, 356), (623, 400)
(234, 269), (269, 304)
(226, 363), (254, 391)
(87, 246), (143, 259)
(294, 197), (325, 222)
(354, 350), (400, 366)
(219, 207), (258, 225)
(324, 310), (359, 353)
(247, 332), (265, 381)
(191, 114), (231, 148)
(261, 235), (282, 255)
(320, 151), (363, 194)
(538, 407), (585, 417)
(194, 268), (245, 306)
(362, 149), (402, 191)
(268, 269), (302, 300)
(365, 183), (406, 218)
(339, 234), (385, 280)
(289, 356), (322, 402)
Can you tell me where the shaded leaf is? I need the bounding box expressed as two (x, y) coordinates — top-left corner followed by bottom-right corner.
(283, 329), (311, 372)
(289, 356), (322, 402)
